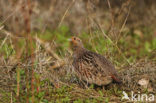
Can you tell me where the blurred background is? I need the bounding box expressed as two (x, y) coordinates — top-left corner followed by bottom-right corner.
(0, 0), (156, 61)
(0, 0), (156, 102)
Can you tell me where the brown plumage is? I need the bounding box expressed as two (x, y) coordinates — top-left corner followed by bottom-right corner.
(69, 36), (121, 86)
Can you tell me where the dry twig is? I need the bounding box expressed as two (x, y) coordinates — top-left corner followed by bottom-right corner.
(34, 37), (66, 69)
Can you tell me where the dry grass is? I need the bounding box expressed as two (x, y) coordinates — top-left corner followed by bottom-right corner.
(0, 0), (156, 102)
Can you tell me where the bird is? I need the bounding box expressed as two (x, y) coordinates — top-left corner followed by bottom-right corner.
(69, 36), (121, 86)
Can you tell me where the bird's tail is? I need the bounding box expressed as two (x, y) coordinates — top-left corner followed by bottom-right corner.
(111, 75), (122, 84)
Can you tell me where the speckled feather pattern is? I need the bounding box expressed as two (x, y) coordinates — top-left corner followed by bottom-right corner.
(70, 36), (121, 86)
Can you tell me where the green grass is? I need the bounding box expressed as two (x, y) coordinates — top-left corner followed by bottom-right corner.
(0, 25), (155, 102)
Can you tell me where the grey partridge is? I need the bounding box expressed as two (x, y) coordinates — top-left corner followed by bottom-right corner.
(69, 36), (121, 86)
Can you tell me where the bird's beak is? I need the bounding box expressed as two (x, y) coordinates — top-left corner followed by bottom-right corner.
(68, 38), (72, 41)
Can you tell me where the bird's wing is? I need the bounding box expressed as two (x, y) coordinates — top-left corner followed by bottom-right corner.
(89, 51), (121, 83)
(78, 51), (114, 76)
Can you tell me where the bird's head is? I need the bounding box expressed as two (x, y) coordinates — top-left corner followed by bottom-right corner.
(69, 36), (84, 51)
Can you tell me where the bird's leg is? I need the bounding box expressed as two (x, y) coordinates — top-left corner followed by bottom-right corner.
(79, 79), (88, 89)
(82, 81), (89, 89)
(102, 86), (106, 91)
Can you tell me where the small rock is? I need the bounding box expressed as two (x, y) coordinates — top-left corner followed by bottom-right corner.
(138, 78), (149, 88)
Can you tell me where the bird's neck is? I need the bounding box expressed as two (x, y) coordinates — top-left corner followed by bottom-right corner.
(73, 47), (86, 58)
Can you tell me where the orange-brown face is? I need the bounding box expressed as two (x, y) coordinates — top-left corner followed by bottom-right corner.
(69, 36), (83, 51)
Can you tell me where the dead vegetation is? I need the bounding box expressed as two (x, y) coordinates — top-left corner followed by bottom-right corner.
(0, 0), (156, 102)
